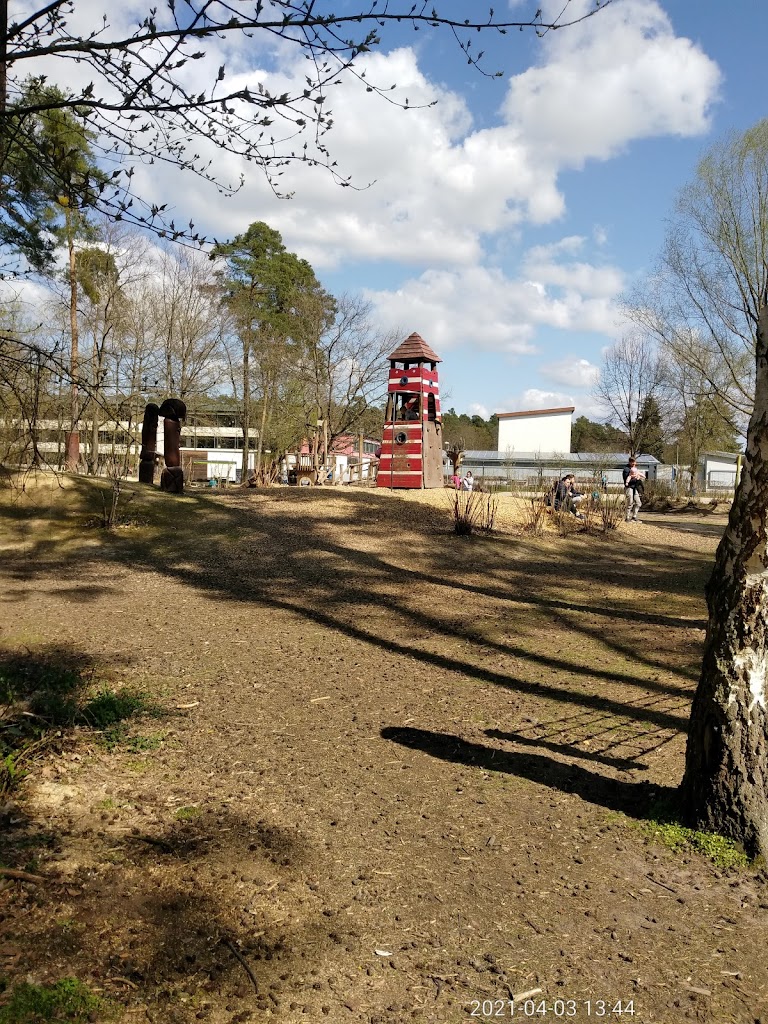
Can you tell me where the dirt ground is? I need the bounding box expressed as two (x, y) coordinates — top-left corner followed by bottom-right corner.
(1, 480), (766, 1024)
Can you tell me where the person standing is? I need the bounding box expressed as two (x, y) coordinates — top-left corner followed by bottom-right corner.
(622, 457), (644, 523)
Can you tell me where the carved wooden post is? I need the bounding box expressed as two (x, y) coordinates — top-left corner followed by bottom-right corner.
(138, 403), (160, 485)
(159, 398), (187, 494)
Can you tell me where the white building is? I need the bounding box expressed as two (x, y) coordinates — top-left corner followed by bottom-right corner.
(497, 406), (574, 455)
(12, 409), (258, 483)
(699, 451), (741, 492)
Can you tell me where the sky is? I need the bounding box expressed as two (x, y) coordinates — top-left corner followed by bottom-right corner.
(12, 0), (768, 422)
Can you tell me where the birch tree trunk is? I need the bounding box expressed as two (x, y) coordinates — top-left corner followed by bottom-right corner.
(682, 301), (768, 859)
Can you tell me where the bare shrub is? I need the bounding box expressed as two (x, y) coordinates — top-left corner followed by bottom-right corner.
(520, 495), (548, 536)
(642, 479), (674, 503)
(579, 497), (598, 533)
(555, 508), (582, 536)
(477, 491), (498, 532)
(597, 493), (625, 533)
(449, 489), (498, 535)
(100, 460), (133, 528)
(450, 489), (474, 535)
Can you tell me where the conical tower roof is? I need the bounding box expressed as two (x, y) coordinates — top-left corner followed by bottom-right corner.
(388, 332), (441, 364)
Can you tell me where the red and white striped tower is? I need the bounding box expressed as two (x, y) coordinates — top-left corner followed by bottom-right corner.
(377, 332), (444, 489)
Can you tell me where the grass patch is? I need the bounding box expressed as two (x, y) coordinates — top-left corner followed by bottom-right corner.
(615, 798), (750, 870)
(175, 805), (201, 821)
(99, 725), (165, 753)
(641, 819), (749, 869)
(79, 687), (162, 729)
(0, 647), (165, 797)
(0, 977), (106, 1024)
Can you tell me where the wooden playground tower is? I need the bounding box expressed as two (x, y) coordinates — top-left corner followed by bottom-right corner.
(377, 333), (444, 489)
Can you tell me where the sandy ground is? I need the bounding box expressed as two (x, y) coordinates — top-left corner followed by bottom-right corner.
(0, 481), (765, 1024)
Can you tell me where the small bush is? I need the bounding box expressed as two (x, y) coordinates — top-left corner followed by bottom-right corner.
(597, 493), (626, 533)
(519, 495), (547, 536)
(0, 977), (105, 1024)
(79, 687), (151, 728)
(477, 491), (498, 532)
(554, 508), (583, 536)
(642, 479), (674, 502)
(448, 489), (498, 536)
(99, 461), (135, 528)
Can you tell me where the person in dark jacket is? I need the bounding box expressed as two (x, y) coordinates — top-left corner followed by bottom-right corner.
(554, 474), (585, 519)
(622, 457), (644, 523)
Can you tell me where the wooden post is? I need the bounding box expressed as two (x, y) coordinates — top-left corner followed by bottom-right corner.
(359, 433), (364, 483)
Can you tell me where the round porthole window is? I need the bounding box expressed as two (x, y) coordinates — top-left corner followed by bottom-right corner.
(395, 431), (407, 445)
(399, 375), (409, 386)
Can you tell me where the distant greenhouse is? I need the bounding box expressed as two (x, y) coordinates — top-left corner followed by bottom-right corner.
(454, 451), (660, 488)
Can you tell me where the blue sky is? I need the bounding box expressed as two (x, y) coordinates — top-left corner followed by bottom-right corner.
(214, 0), (764, 421)
(14, 0), (768, 422)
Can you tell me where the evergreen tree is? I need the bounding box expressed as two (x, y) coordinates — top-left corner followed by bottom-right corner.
(212, 222), (325, 477)
(571, 416), (630, 453)
(0, 81), (107, 466)
(636, 396), (665, 459)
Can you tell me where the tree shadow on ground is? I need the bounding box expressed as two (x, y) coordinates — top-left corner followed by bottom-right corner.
(484, 727), (649, 771)
(0, 643), (150, 873)
(8, 803), (336, 1022)
(642, 514), (728, 539)
(0, 633), (337, 1018)
(381, 726), (676, 819)
(129, 492), (703, 701)
(2, 488), (708, 745)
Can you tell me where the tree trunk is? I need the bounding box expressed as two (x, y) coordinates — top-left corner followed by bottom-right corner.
(66, 214), (80, 471)
(90, 402), (100, 476)
(682, 302), (768, 859)
(257, 395), (268, 475)
(241, 339), (250, 482)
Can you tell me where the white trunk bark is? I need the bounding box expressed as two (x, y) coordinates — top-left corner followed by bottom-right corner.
(683, 302), (768, 858)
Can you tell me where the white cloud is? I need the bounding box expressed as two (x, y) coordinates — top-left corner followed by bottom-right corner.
(363, 266), (536, 355)
(467, 402), (490, 419)
(9, 0), (722, 418)
(504, 0), (722, 168)
(522, 238), (625, 298)
(121, 0), (720, 274)
(507, 388), (575, 411)
(541, 356), (600, 389)
(497, 387), (604, 421)
(363, 238), (625, 354)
